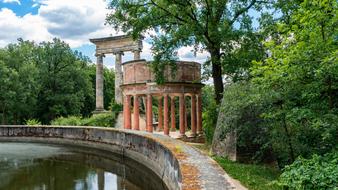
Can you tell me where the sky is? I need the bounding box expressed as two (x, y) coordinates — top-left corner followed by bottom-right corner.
(0, 0), (209, 68)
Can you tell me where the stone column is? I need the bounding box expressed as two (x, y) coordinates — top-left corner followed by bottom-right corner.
(95, 54), (104, 111)
(179, 94), (186, 137)
(163, 95), (169, 136)
(123, 95), (131, 129)
(197, 94), (203, 135)
(191, 94), (197, 137)
(114, 52), (124, 104)
(133, 50), (141, 60)
(146, 94), (153, 133)
(157, 96), (163, 131)
(170, 96), (176, 131)
(133, 95), (140, 130)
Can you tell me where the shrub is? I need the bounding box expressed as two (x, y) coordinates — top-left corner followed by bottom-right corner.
(51, 116), (83, 126)
(51, 113), (116, 128)
(278, 152), (338, 190)
(25, 119), (41, 126)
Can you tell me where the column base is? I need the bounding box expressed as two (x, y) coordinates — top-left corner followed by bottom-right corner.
(170, 128), (176, 132)
(177, 134), (187, 139)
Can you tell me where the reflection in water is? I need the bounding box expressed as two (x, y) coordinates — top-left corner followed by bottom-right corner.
(0, 143), (168, 190)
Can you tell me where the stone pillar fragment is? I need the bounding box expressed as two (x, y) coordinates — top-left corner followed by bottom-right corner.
(157, 96), (163, 131)
(170, 96), (176, 132)
(114, 52), (123, 104)
(133, 50), (141, 60)
(179, 94), (186, 137)
(123, 95), (131, 129)
(146, 94), (153, 133)
(191, 94), (197, 137)
(163, 95), (169, 136)
(197, 94), (203, 135)
(95, 54), (104, 111)
(133, 95), (140, 130)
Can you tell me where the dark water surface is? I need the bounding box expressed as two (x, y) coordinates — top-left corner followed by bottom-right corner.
(0, 142), (168, 190)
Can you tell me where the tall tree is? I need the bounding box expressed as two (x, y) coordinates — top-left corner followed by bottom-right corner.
(107, 0), (269, 103)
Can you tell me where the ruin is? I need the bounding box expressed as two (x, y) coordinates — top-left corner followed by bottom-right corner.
(90, 35), (203, 138)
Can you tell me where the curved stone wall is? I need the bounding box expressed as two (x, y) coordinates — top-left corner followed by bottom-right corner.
(122, 60), (201, 85)
(0, 126), (246, 190)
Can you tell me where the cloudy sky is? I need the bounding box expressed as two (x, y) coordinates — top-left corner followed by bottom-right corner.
(0, 0), (208, 68)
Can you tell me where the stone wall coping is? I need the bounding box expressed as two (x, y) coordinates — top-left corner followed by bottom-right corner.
(0, 125), (246, 190)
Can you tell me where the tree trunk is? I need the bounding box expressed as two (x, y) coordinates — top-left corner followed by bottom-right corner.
(210, 48), (224, 104)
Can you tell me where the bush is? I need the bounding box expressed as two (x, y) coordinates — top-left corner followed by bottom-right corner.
(51, 113), (116, 127)
(51, 116), (83, 126)
(278, 152), (338, 190)
(25, 119), (41, 126)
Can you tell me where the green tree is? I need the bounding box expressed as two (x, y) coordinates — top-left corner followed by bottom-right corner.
(251, 0), (338, 165)
(0, 40), (39, 124)
(107, 0), (270, 103)
(34, 39), (94, 123)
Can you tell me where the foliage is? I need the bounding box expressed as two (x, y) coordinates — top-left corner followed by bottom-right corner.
(213, 0), (338, 167)
(107, 0), (270, 103)
(278, 152), (338, 190)
(51, 113), (116, 128)
(0, 39), (115, 124)
(250, 0), (338, 166)
(214, 156), (281, 190)
(202, 85), (217, 144)
(25, 119), (42, 126)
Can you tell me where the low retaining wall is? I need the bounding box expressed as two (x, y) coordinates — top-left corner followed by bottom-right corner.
(0, 126), (245, 190)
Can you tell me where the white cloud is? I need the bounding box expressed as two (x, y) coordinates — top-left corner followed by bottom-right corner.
(2, 0), (20, 5)
(0, 0), (117, 48)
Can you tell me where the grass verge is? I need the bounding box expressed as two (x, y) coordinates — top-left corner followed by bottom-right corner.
(214, 157), (281, 190)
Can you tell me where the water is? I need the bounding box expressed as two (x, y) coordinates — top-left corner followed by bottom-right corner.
(0, 142), (168, 190)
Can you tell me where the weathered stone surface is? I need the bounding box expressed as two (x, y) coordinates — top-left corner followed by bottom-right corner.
(95, 54), (104, 111)
(0, 126), (246, 190)
(212, 97), (237, 161)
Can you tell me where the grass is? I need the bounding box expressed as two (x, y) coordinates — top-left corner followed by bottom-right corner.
(214, 157), (282, 190)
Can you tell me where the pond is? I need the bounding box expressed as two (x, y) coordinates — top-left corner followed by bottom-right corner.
(0, 142), (168, 190)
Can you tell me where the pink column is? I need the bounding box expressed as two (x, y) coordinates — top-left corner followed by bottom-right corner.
(157, 96), (163, 131)
(163, 95), (169, 136)
(133, 95), (140, 130)
(170, 96), (176, 131)
(191, 94), (197, 137)
(146, 94), (153, 133)
(197, 94), (202, 135)
(123, 95), (131, 129)
(179, 94), (186, 137)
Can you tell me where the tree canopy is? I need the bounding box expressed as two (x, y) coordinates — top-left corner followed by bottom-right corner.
(107, 0), (271, 103)
(0, 39), (115, 124)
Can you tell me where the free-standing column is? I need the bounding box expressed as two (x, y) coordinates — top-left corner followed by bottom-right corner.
(95, 54), (105, 111)
(197, 94), (202, 135)
(157, 96), (163, 131)
(191, 94), (197, 137)
(179, 94), (186, 137)
(114, 52), (123, 104)
(133, 95), (140, 130)
(163, 95), (169, 135)
(170, 96), (176, 131)
(146, 94), (153, 133)
(123, 95), (131, 129)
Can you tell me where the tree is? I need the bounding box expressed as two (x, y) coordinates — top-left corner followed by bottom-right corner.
(107, 0), (270, 103)
(35, 39), (94, 123)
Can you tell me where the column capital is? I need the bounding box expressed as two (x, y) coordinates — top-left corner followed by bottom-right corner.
(95, 53), (105, 57)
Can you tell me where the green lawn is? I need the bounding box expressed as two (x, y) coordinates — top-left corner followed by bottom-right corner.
(214, 157), (282, 190)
